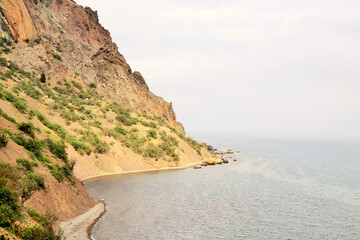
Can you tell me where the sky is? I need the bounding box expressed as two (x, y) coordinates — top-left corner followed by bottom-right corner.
(77, 0), (360, 138)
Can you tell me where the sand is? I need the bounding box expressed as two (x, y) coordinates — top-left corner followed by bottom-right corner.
(58, 203), (105, 240)
(80, 162), (202, 181)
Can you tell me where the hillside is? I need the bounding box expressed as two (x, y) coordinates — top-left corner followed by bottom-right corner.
(0, 0), (211, 239)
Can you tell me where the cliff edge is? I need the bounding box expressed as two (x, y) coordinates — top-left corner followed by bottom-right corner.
(0, 0), (211, 239)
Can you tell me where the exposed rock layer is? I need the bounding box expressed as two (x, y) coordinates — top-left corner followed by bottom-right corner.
(0, 0), (184, 133)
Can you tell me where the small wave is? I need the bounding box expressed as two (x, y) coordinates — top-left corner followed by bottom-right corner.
(231, 154), (305, 180)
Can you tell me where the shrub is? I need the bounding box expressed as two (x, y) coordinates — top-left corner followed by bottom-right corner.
(25, 38), (30, 43)
(12, 97), (28, 113)
(114, 126), (126, 135)
(52, 53), (62, 61)
(0, 109), (15, 124)
(34, 38), (41, 44)
(140, 120), (157, 128)
(21, 224), (61, 240)
(116, 115), (138, 126)
(0, 57), (7, 67)
(147, 129), (157, 139)
(26, 209), (58, 230)
(94, 141), (110, 154)
(130, 127), (139, 132)
(16, 158), (38, 172)
(3, 70), (12, 79)
(144, 144), (162, 158)
(0, 186), (19, 227)
(89, 82), (97, 88)
(11, 135), (45, 161)
(46, 139), (68, 163)
(0, 132), (9, 148)
(68, 136), (91, 155)
(2, 47), (10, 54)
(48, 164), (72, 183)
(19, 81), (43, 99)
(8, 61), (18, 72)
(20, 172), (45, 200)
(18, 122), (36, 138)
(40, 72), (46, 83)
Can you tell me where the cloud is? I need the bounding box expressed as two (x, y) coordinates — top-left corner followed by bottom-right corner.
(77, 0), (360, 137)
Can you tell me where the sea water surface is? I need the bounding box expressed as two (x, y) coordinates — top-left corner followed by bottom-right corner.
(84, 133), (360, 240)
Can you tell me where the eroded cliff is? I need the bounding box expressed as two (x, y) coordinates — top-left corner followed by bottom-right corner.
(0, 0), (210, 239)
(0, 0), (184, 133)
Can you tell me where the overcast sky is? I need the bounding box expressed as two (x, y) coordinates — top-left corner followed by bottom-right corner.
(77, 0), (360, 138)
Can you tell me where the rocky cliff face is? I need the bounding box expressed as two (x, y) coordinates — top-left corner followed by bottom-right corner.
(0, 0), (184, 133)
(0, 1), (211, 238)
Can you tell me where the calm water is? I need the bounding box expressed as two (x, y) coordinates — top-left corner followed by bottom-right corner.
(85, 133), (360, 240)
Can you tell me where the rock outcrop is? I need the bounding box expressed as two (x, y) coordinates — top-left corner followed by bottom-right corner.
(0, 0), (184, 133)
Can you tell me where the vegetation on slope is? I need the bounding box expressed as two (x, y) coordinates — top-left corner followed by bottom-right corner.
(0, 36), (205, 239)
(0, 161), (61, 239)
(0, 52), (203, 164)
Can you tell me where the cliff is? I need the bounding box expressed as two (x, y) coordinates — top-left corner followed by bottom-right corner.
(0, 0), (184, 133)
(0, 0), (211, 239)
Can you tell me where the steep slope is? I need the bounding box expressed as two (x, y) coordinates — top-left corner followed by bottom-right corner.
(0, 0), (212, 239)
(0, 0), (184, 133)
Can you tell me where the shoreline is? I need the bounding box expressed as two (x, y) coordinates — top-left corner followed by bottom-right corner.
(80, 162), (202, 182)
(58, 203), (105, 240)
(60, 162), (201, 239)
(87, 204), (107, 240)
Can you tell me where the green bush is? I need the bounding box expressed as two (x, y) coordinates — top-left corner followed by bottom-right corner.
(144, 144), (162, 158)
(11, 135), (45, 161)
(68, 136), (91, 155)
(0, 57), (7, 67)
(8, 61), (18, 72)
(34, 111), (68, 139)
(89, 82), (97, 88)
(40, 72), (46, 83)
(114, 126), (126, 135)
(26, 209), (58, 230)
(116, 114), (138, 126)
(46, 139), (68, 163)
(0, 109), (17, 124)
(19, 81), (43, 100)
(34, 38), (41, 44)
(18, 122), (36, 138)
(21, 224), (61, 240)
(60, 108), (80, 122)
(16, 158), (38, 172)
(140, 120), (157, 128)
(131, 127), (139, 132)
(94, 141), (110, 154)
(3, 70), (12, 79)
(52, 53), (62, 61)
(48, 164), (72, 183)
(2, 47), (10, 54)
(147, 129), (157, 139)
(20, 172), (45, 200)
(0, 186), (19, 227)
(0, 132), (9, 148)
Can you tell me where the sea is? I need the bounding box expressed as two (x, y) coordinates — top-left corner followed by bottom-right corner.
(84, 133), (360, 240)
